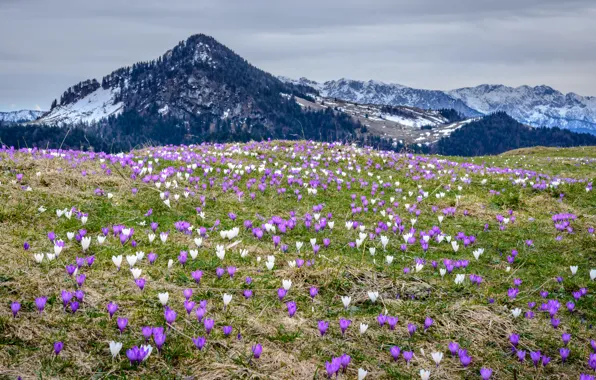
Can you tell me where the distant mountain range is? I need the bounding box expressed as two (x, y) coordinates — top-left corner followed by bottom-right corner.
(0, 110), (45, 124)
(1, 33), (595, 155)
(280, 77), (596, 133)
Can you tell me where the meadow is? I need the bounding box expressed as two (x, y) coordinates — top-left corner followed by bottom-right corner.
(0, 142), (595, 379)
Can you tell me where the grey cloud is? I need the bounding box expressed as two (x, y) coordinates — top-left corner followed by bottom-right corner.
(1, 0), (595, 110)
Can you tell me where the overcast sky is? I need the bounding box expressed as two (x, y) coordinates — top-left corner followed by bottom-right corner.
(1, 0), (595, 111)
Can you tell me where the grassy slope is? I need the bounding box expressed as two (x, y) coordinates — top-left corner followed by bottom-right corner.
(0, 142), (595, 379)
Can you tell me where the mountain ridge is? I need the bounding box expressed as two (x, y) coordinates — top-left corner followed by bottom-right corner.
(280, 77), (596, 133)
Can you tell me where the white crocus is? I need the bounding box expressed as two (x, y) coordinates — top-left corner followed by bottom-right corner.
(328, 221), (334, 230)
(189, 249), (198, 259)
(240, 249), (248, 258)
(33, 253), (44, 263)
(570, 266), (578, 275)
(380, 235), (389, 250)
(159, 232), (168, 244)
(360, 323), (369, 334)
(358, 368), (368, 380)
(97, 235), (106, 244)
(194, 237), (203, 247)
(167, 259), (174, 269)
(454, 274), (465, 285)
(341, 296), (352, 309)
(266, 261), (274, 270)
(46, 253), (56, 261)
(223, 293), (233, 308)
(81, 236), (91, 251)
(367, 291), (379, 303)
(451, 241), (459, 253)
(415, 263), (424, 273)
(126, 255), (138, 268)
(158, 292), (169, 306)
(130, 268), (142, 279)
(66, 232), (75, 240)
(148, 233), (156, 243)
(54, 241), (64, 255)
(473, 248), (484, 260)
(141, 345), (153, 361)
(112, 255), (123, 269)
(81, 215), (88, 225)
(386, 255), (394, 265)
(590, 269), (596, 281)
(438, 216), (444, 224)
(420, 369), (431, 380)
(109, 341), (123, 357)
(369, 247), (376, 256)
(511, 308), (522, 318)
(431, 352), (443, 366)
(282, 279), (292, 291)
(296, 241), (304, 251)
(439, 268), (446, 278)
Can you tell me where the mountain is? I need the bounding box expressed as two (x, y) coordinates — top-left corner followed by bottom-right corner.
(435, 112), (596, 156)
(281, 78), (596, 133)
(283, 77), (482, 118)
(295, 94), (477, 145)
(33, 34), (345, 135)
(448, 84), (596, 133)
(0, 110), (44, 124)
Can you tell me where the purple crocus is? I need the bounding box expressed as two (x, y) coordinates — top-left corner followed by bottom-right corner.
(480, 368), (493, 380)
(309, 287), (318, 300)
(11, 301), (20, 317)
(35, 296), (47, 313)
(286, 301), (297, 317)
(407, 323), (417, 337)
(560, 347), (570, 362)
(339, 318), (351, 336)
(424, 316), (433, 331)
(252, 343), (263, 359)
(107, 302), (118, 319)
(193, 336), (206, 350)
(164, 308), (177, 325)
(318, 320), (329, 336)
(117, 317), (128, 333)
(191, 270), (203, 284)
(54, 341), (63, 356)
(204, 318), (215, 335)
(390, 346), (401, 361)
(403, 351), (413, 364)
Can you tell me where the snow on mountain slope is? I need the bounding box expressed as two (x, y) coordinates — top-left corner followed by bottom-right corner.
(0, 110), (45, 123)
(448, 85), (596, 132)
(281, 77), (596, 133)
(294, 95), (474, 145)
(32, 87), (123, 125)
(281, 77), (482, 118)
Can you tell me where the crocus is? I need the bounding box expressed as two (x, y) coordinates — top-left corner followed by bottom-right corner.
(390, 346), (400, 361)
(318, 320), (329, 336)
(408, 323), (417, 337)
(193, 336), (206, 350)
(480, 367), (493, 380)
(109, 341), (123, 357)
(286, 301), (297, 317)
(117, 317), (128, 333)
(54, 341), (63, 356)
(560, 347), (570, 362)
(339, 318), (351, 336)
(204, 318), (215, 335)
(35, 296), (47, 313)
(11, 302), (21, 317)
(164, 308), (177, 325)
(252, 343), (263, 359)
(107, 302), (118, 318)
